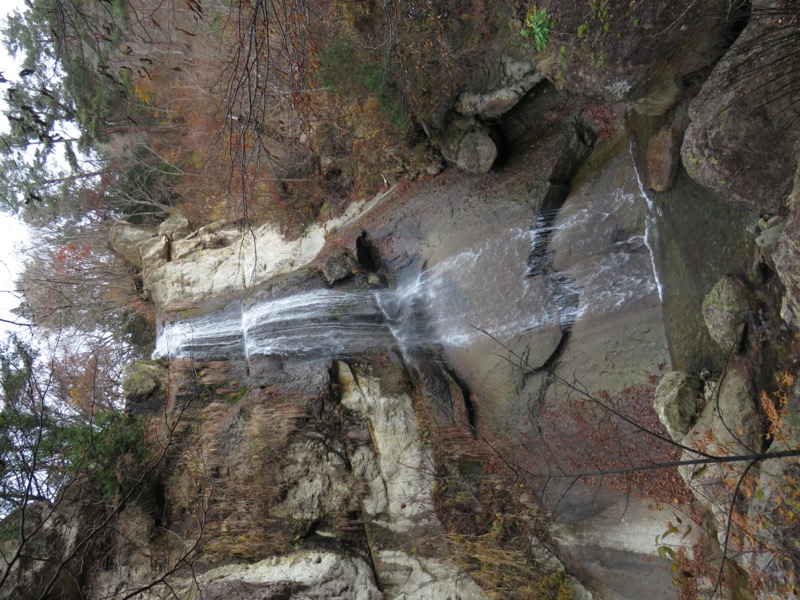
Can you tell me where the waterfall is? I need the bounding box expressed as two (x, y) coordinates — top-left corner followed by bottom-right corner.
(155, 289), (396, 360)
(154, 157), (661, 362)
(155, 225), (657, 362)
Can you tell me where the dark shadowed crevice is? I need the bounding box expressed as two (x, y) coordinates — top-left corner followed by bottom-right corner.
(356, 231), (380, 271)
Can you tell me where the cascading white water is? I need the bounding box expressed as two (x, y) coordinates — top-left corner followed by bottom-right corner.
(155, 288), (396, 360)
(154, 161), (662, 362)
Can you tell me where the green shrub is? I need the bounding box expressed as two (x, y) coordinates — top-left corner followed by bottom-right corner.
(319, 37), (409, 133)
(63, 411), (146, 500)
(521, 7), (553, 52)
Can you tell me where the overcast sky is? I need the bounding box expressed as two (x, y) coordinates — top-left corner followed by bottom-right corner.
(0, 0), (34, 333)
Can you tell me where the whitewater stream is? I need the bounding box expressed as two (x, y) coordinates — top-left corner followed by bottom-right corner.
(155, 148), (660, 365)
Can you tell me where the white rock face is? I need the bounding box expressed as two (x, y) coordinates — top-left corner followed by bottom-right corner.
(335, 362), (491, 600)
(144, 223), (324, 309)
(336, 361), (437, 533)
(112, 187), (397, 312)
(194, 550), (382, 600)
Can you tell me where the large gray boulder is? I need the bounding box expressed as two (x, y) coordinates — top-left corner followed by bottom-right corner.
(681, 3), (800, 214)
(654, 371), (701, 442)
(773, 156), (800, 328)
(318, 248), (358, 285)
(702, 275), (751, 353)
(440, 119), (497, 174)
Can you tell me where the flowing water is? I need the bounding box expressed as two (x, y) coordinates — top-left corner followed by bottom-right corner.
(154, 163), (661, 364)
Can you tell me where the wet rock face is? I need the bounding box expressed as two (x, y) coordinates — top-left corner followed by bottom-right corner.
(681, 3), (800, 214)
(542, 0), (734, 111)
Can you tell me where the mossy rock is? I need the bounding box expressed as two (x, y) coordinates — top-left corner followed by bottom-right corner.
(701, 275), (750, 353)
(121, 360), (166, 401)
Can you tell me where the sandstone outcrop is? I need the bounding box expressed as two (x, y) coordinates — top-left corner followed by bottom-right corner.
(454, 55), (543, 120)
(108, 188), (396, 312)
(646, 122), (681, 192)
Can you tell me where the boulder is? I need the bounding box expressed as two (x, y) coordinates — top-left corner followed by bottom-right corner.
(772, 157), (800, 328)
(646, 123), (680, 192)
(756, 216), (786, 250)
(318, 248), (358, 284)
(121, 360), (166, 416)
(440, 119), (497, 174)
(654, 371), (701, 442)
(681, 3), (800, 214)
(701, 275), (751, 353)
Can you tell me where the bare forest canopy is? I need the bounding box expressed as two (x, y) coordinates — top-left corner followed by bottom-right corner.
(0, 0), (451, 231)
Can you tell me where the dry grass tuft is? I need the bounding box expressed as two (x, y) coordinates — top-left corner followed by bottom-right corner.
(448, 534), (574, 600)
